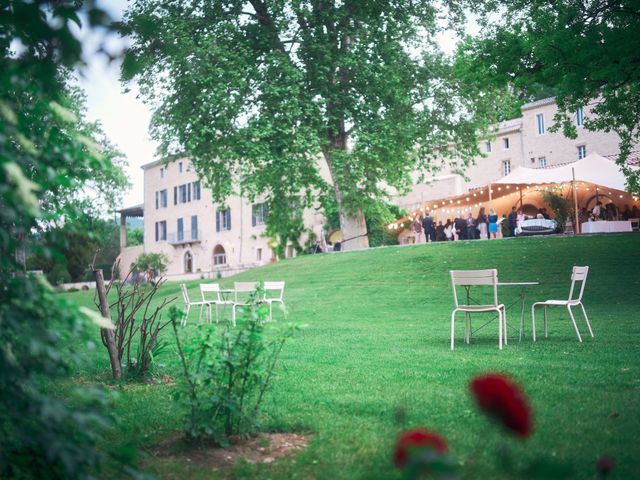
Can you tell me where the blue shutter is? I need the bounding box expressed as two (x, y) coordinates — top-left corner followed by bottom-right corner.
(174, 186), (177, 205)
(177, 218), (184, 241)
(226, 209), (231, 230)
(252, 204), (256, 226)
(191, 215), (198, 240)
(187, 183), (191, 202)
(155, 222), (158, 241)
(216, 210), (220, 232)
(155, 192), (158, 209)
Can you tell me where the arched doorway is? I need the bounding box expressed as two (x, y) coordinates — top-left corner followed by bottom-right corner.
(213, 244), (226, 266)
(184, 251), (193, 273)
(521, 203), (539, 217)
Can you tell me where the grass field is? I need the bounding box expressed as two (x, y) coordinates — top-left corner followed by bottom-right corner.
(63, 234), (640, 479)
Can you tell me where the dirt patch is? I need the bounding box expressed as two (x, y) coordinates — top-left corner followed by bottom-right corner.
(146, 432), (310, 471)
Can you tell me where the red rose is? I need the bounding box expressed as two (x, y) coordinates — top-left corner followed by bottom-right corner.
(393, 428), (448, 468)
(597, 456), (614, 476)
(470, 373), (532, 438)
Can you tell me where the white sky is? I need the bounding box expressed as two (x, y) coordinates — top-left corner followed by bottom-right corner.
(79, 2), (477, 209)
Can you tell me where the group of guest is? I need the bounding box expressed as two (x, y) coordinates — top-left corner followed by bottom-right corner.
(586, 202), (640, 221)
(413, 206), (527, 242)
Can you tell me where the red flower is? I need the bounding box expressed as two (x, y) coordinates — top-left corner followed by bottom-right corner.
(470, 373), (532, 438)
(393, 428), (448, 468)
(597, 456), (614, 476)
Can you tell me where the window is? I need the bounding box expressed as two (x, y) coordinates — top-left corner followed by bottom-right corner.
(177, 217), (184, 241)
(216, 208), (231, 232)
(179, 184), (187, 204)
(184, 251), (193, 273)
(192, 181), (201, 200)
(502, 160), (511, 176)
(577, 145), (587, 159)
(213, 245), (226, 265)
(191, 215), (198, 240)
(502, 137), (510, 149)
(154, 221), (166, 241)
(576, 107), (584, 127)
(485, 141), (492, 153)
(160, 167), (164, 178)
(536, 113), (545, 134)
(539, 157), (547, 168)
(155, 189), (167, 209)
(256, 248), (262, 261)
(252, 203), (267, 226)
(179, 161), (183, 173)
(530, 157), (536, 164)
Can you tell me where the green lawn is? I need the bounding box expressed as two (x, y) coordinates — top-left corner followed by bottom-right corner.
(63, 234), (640, 479)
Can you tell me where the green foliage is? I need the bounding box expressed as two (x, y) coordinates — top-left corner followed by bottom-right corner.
(459, 0), (640, 194)
(542, 191), (571, 231)
(47, 263), (72, 286)
(170, 291), (296, 444)
(0, 2), (141, 477)
(365, 202), (405, 248)
(132, 252), (169, 277)
(28, 217), (121, 282)
(121, 1), (505, 247)
(127, 227), (144, 246)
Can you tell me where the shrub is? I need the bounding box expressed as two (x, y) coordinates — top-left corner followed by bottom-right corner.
(47, 263), (71, 285)
(170, 290), (297, 444)
(132, 252), (169, 277)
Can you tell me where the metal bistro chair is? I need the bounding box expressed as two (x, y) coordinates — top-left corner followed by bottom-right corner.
(180, 284), (210, 326)
(450, 269), (507, 350)
(200, 283), (236, 326)
(531, 266), (593, 342)
(233, 281), (258, 322)
(263, 281), (285, 321)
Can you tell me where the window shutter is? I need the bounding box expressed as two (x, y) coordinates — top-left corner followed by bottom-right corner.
(174, 186), (177, 205)
(155, 222), (158, 241)
(216, 211), (220, 232)
(191, 215), (197, 239)
(155, 192), (158, 209)
(252, 205), (256, 227)
(227, 209), (231, 230)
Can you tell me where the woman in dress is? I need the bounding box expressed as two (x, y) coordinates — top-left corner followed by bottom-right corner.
(476, 207), (489, 240)
(488, 208), (499, 239)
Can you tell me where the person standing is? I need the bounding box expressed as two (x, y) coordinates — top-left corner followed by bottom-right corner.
(488, 208), (499, 239)
(466, 213), (477, 239)
(455, 216), (467, 240)
(477, 207), (489, 240)
(422, 212), (436, 243)
(411, 217), (422, 243)
(507, 206), (518, 237)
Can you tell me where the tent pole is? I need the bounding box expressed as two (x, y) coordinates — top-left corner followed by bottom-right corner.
(519, 186), (523, 209)
(572, 168), (580, 234)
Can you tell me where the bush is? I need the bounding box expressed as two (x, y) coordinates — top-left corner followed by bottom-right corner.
(170, 289), (297, 444)
(47, 263), (71, 286)
(132, 252), (169, 277)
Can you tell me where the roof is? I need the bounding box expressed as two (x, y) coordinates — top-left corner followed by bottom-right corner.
(141, 153), (188, 170)
(605, 150), (640, 167)
(493, 153), (631, 191)
(520, 97), (556, 111)
(117, 204), (144, 217)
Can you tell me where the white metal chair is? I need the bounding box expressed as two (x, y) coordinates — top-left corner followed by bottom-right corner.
(263, 281), (285, 321)
(450, 269), (507, 350)
(531, 266), (593, 342)
(200, 283), (236, 326)
(233, 281), (258, 322)
(180, 283), (210, 326)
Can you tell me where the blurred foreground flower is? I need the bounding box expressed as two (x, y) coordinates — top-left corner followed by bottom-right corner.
(394, 429), (448, 468)
(470, 373), (531, 438)
(597, 455), (614, 477)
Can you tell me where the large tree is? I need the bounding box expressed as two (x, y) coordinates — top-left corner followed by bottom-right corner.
(121, 0), (503, 250)
(458, 0), (640, 193)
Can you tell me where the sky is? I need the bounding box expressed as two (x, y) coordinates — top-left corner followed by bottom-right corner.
(78, 1), (476, 210)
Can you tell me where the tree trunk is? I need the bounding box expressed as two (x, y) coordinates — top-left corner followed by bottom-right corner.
(334, 184), (369, 250)
(322, 146), (369, 251)
(94, 269), (122, 379)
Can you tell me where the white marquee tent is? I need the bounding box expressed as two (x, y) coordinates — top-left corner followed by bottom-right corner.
(493, 153), (630, 191)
